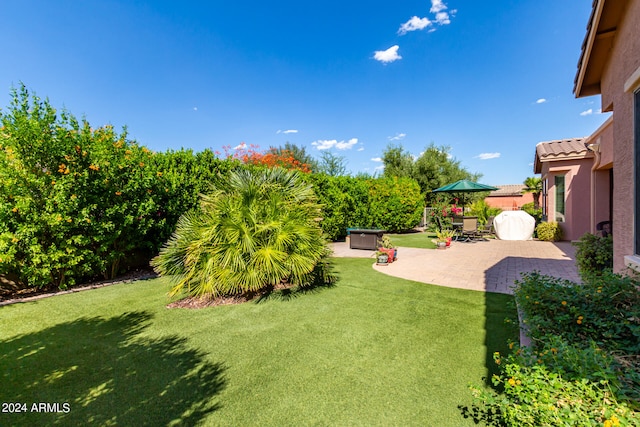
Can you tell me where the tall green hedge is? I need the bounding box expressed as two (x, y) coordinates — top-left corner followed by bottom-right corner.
(0, 85), (167, 288)
(365, 176), (423, 233)
(150, 148), (238, 242)
(0, 86), (424, 289)
(305, 174), (423, 239)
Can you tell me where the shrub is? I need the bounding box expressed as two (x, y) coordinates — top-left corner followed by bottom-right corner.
(469, 199), (502, 226)
(152, 168), (336, 298)
(365, 176), (423, 233)
(426, 193), (462, 232)
(470, 351), (639, 427)
(0, 85), (167, 288)
(513, 271), (640, 356)
(304, 174), (369, 240)
(573, 233), (613, 280)
(150, 148), (239, 241)
(468, 272), (640, 425)
(535, 221), (562, 241)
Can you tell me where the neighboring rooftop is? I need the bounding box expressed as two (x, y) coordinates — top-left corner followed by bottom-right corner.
(488, 185), (527, 197)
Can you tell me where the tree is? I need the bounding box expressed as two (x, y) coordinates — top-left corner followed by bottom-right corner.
(381, 144), (414, 178)
(268, 143), (319, 172)
(522, 176), (542, 210)
(382, 143), (480, 203)
(152, 168), (335, 298)
(317, 151), (347, 176)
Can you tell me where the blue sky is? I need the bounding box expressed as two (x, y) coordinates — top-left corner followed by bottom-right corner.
(0, 0), (609, 185)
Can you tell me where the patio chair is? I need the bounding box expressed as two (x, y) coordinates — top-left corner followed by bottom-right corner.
(478, 216), (495, 238)
(452, 216), (464, 240)
(460, 216), (479, 241)
(596, 220), (612, 237)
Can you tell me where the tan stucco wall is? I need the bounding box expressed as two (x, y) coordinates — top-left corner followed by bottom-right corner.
(542, 159), (592, 241)
(485, 193), (534, 210)
(593, 117), (614, 168)
(594, 168), (612, 228)
(599, 0), (640, 271)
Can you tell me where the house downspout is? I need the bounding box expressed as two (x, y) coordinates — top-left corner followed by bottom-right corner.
(587, 141), (601, 233)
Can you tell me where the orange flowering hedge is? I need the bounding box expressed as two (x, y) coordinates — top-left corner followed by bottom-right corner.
(0, 85), (168, 288)
(220, 143), (312, 173)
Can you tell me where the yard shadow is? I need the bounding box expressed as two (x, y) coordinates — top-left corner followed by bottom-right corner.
(460, 249), (579, 423)
(0, 311), (226, 426)
(255, 258), (339, 303)
(482, 253), (579, 379)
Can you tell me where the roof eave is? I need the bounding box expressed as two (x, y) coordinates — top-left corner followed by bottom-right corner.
(574, 0), (629, 98)
(574, 0), (605, 98)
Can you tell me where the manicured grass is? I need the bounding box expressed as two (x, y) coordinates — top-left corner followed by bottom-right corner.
(386, 231), (438, 249)
(0, 258), (516, 426)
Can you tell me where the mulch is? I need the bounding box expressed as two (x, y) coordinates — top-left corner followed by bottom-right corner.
(0, 268), (158, 306)
(166, 294), (256, 309)
(0, 270), (295, 309)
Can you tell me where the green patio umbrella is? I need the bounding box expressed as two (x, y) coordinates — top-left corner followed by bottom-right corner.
(432, 179), (499, 212)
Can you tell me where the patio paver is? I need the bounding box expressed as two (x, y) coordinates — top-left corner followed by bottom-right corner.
(331, 238), (580, 294)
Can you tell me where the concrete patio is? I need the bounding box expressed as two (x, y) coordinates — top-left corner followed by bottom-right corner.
(331, 238), (580, 294)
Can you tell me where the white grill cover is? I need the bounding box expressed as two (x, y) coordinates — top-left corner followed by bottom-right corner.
(494, 211), (535, 240)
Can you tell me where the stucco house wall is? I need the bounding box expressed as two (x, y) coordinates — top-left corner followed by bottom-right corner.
(591, 0), (640, 270)
(542, 159), (593, 241)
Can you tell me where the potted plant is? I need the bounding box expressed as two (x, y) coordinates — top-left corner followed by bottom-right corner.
(376, 250), (389, 265)
(436, 229), (454, 249)
(378, 235), (396, 261)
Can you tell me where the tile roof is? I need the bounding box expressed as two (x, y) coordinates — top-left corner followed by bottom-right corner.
(536, 138), (590, 159)
(488, 184), (526, 197)
(534, 137), (593, 173)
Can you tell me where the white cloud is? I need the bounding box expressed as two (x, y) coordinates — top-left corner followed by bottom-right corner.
(277, 129), (298, 134)
(371, 157), (383, 162)
(233, 142), (247, 150)
(430, 0), (447, 13)
(580, 109), (594, 116)
(336, 138), (358, 150)
(357, 147), (365, 152)
(476, 152), (501, 160)
(374, 45), (402, 63)
(434, 11), (450, 25)
(536, 98), (547, 104)
(388, 133), (407, 141)
(398, 16), (432, 35)
(193, 107), (198, 111)
(312, 138), (359, 151)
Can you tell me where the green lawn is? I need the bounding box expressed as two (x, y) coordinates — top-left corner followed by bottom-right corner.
(0, 258), (516, 426)
(386, 231), (438, 249)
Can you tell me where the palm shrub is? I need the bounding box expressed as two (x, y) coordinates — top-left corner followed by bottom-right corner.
(468, 199), (502, 226)
(152, 167), (335, 298)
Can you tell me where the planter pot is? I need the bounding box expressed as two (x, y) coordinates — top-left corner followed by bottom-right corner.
(437, 241), (447, 249)
(378, 247), (395, 263)
(376, 253), (389, 265)
(445, 237), (452, 247)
